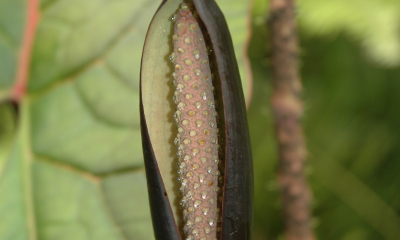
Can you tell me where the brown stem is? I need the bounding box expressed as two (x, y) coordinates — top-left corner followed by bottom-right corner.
(269, 0), (316, 239)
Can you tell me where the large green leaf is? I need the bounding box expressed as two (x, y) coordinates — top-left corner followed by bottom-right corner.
(0, 0), (251, 239)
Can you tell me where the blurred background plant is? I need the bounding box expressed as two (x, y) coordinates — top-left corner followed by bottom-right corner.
(0, 0), (399, 240)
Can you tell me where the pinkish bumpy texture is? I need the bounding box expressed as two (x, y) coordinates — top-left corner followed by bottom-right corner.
(171, 4), (220, 240)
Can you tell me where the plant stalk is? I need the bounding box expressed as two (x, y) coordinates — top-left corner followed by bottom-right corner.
(269, 0), (316, 239)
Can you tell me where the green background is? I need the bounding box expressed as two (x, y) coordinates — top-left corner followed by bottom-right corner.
(1, 0), (400, 239)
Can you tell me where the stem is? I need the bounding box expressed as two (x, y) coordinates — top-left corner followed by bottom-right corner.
(12, 0), (40, 101)
(269, 0), (315, 239)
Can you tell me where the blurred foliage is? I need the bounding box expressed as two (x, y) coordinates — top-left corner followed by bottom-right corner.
(1, 0), (400, 240)
(297, 0), (400, 67)
(250, 0), (400, 239)
(254, 0), (400, 67)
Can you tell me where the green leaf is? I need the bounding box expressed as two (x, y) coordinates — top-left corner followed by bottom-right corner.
(29, 0), (155, 92)
(27, 0), (160, 238)
(217, 0), (252, 103)
(0, 132), (31, 240)
(0, 104), (29, 240)
(32, 160), (154, 240)
(0, 0), (25, 96)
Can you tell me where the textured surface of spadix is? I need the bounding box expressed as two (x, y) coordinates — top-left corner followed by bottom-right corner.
(172, 7), (220, 240)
